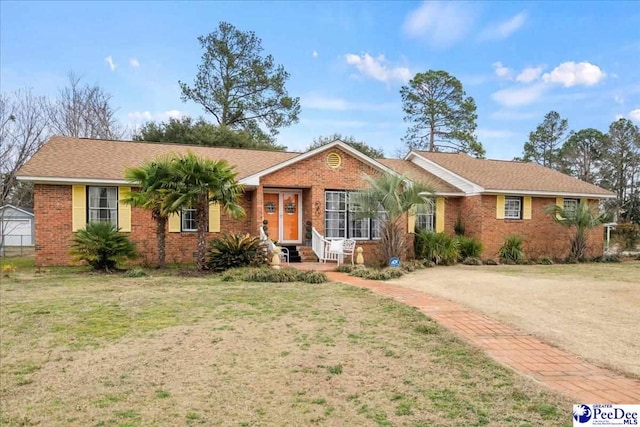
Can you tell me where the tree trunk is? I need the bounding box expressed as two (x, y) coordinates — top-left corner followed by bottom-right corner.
(195, 195), (209, 270)
(156, 216), (167, 268)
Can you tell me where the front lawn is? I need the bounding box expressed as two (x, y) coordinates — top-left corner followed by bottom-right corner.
(0, 265), (571, 426)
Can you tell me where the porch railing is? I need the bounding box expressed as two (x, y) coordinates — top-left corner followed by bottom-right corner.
(311, 227), (325, 261)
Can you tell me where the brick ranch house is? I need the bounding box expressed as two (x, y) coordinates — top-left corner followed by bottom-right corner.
(17, 136), (615, 266)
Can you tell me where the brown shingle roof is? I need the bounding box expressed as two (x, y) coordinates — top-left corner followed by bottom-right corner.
(414, 151), (614, 196)
(377, 159), (463, 193)
(18, 136), (299, 181)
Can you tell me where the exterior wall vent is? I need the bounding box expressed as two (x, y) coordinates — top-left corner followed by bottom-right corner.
(326, 152), (342, 168)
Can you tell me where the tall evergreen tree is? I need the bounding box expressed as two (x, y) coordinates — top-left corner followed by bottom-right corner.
(600, 118), (640, 221)
(400, 70), (484, 157)
(179, 22), (300, 141)
(559, 128), (606, 184)
(521, 111), (568, 169)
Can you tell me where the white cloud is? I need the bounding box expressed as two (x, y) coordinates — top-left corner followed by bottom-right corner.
(312, 50), (318, 58)
(614, 94), (624, 104)
(129, 58), (140, 68)
(491, 83), (547, 107)
(105, 56), (117, 71)
(542, 61), (606, 87)
(478, 12), (526, 42)
(127, 110), (187, 122)
(403, 1), (475, 48)
(492, 61), (512, 79)
(304, 95), (399, 112)
(516, 66), (543, 83)
(629, 109), (640, 123)
(344, 53), (411, 83)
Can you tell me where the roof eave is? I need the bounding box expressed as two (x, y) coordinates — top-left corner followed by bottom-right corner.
(17, 176), (129, 185)
(239, 140), (399, 186)
(406, 151), (483, 194)
(482, 189), (617, 199)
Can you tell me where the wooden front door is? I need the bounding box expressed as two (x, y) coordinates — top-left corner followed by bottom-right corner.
(282, 192), (299, 242)
(263, 193), (280, 241)
(263, 191), (301, 244)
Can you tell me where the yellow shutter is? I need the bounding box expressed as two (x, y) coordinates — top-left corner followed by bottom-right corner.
(168, 213), (181, 232)
(556, 197), (564, 219)
(117, 186), (132, 232)
(435, 197), (445, 233)
(496, 195), (505, 219)
(407, 205), (417, 234)
(72, 185), (87, 231)
(523, 196), (532, 220)
(209, 202), (221, 233)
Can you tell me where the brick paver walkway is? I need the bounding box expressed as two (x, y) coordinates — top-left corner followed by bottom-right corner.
(325, 271), (640, 404)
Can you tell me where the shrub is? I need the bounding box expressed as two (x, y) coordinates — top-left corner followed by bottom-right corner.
(483, 258), (499, 265)
(300, 271), (328, 284)
(70, 222), (137, 272)
(539, 257), (554, 265)
(461, 257), (483, 266)
(124, 268), (148, 278)
(206, 233), (264, 272)
(353, 267), (405, 280)
(335, 264), (356, 273)
(453, 217), (466, 236)
(498, 235), (524, 263)
(455, 236), (483, 260)
(239, 267), (328, 284)
(415, 231), (459, 265)
(615, 222), (640, 250)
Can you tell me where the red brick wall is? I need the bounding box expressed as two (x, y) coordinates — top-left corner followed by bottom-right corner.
(33, 184), (74, 266)
(33, 184), (252, 266)
(261, 147), (382, 235)
(458, 195), (604, 260)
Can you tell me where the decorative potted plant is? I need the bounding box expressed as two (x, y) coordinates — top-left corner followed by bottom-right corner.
(304, 221), (312, 246)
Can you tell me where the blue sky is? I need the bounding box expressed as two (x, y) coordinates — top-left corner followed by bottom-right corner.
(2, 1), (639, 159)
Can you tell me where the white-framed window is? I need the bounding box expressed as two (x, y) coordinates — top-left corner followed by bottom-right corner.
(181, 208), (197, 232)
(88, 186), (118, 227)
(325, 191), (384, 240)
(504, 196), (522, 219)
(416, 199), (435, 232)
(563, 198), (579, 218)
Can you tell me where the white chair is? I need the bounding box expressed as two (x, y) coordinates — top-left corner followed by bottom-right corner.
(323, 238), (356, 265)
(259, 226), (289, 264)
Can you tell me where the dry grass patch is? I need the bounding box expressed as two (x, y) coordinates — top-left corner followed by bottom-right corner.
(1, 267), (571, 426)
(391, 262), (640, 378)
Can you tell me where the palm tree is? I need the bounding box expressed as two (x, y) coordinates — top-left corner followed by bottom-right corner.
(163, 152), (245, 270)
(545, 199), (608, 260)
(122, 158), (174, 268)
(351, 173), (433, 262)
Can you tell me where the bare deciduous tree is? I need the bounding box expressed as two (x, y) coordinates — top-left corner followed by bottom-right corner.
(1, 89), (51, 207)
(49, 72), (125, 140)
(1, 90), (51, 250)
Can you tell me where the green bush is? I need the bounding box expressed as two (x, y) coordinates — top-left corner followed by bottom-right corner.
(415, 231), (459, 265)
(70, 222), (137, 272)
(239, 267), (328, 284)
(335, 264), (357, 273)
(498, 235), (525, 263)
(461, 257), (483, 266)
(206, 233), (264, 272)
(615, 222), (640, 250)
(539, 257), (554, 265)
(124, 268), (148, 278)
(455, 236), (483, 260)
